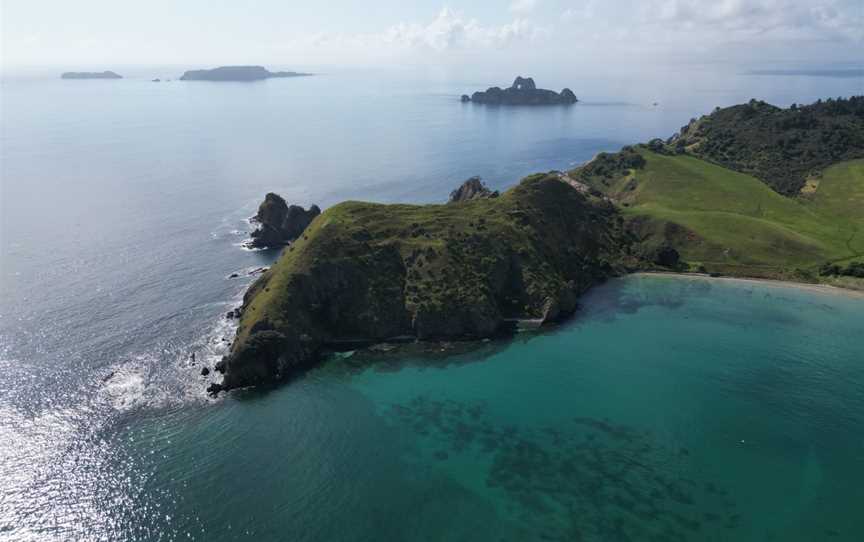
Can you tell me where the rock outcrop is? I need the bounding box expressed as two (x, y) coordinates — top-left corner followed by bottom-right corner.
(61, 71), (122, 79)
(209, 174), (640, 394)
(179, 66), (312, 81)
(448, 177), (499, 203)
(248, 193), (321, 249)
(463, 77), (578, 106)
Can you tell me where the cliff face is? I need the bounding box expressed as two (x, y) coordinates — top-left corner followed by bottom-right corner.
(463, 77), (578, 106)
(210, 174), (638, 393)
(448, 177), (499, 203)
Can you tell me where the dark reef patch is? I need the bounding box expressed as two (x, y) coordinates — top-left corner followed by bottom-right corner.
(385, 396), (740, 541)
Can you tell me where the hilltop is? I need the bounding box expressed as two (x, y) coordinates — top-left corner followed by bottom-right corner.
(568, 97), (864, 280)
(663, 96), (864, 195)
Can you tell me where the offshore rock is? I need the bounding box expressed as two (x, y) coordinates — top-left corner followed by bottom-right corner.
(249, 193), (321, 248)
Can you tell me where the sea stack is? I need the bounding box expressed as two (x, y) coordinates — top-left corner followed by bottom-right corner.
(248, 193), (321, 249)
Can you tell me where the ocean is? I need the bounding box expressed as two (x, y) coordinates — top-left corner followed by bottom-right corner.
(1, 67), (862, 541)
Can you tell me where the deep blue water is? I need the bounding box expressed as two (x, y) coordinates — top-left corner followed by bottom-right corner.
(1, 67), (862, 541)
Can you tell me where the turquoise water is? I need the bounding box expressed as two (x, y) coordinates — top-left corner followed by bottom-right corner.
(105, 276), (864, 541)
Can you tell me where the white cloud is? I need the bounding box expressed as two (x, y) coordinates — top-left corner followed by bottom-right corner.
(562, 1), (598, 22)
(276, 1), (861, 67)
(637, 0), (863, 42)
(380, 8), (541, 52)
(510, 0), (540, 15)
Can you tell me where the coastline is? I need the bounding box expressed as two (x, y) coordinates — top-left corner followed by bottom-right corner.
(632, 271), (864, 300)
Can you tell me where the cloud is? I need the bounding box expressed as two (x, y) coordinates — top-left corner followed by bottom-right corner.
(380, 8), (541, 51)
(637, 0), (863, 42)
(275, 1), (861, 67)
(510, 0), (540, 15)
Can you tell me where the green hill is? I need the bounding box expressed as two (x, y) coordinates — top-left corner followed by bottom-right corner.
(664, 96), (864, 195)
(213, 175), (638, 392)
(569, 148), (864, 279)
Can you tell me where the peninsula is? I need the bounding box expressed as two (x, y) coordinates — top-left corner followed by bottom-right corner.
(179, 66), (312, 81)
(208, 96), (863, 395)
(61, 71), (122, 79)
(461, 77), (577, 105)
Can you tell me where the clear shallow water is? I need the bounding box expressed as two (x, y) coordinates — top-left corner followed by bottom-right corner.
(1, 68), (863, 541)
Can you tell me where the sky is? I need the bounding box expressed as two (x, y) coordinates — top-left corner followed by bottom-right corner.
(2, 0), (862, 72)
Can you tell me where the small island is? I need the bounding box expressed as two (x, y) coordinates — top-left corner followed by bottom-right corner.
(179, 66), (312, 82)
(61, 71), (123, 80)
(461, 77), (577, 105)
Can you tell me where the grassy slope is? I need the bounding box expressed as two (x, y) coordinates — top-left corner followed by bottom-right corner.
(611, 150), (864, 277)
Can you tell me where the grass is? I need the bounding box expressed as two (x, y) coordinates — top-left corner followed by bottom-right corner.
(602, 149), (864, 277)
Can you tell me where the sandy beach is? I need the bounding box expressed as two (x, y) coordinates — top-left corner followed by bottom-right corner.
(632, 271), (864, 300)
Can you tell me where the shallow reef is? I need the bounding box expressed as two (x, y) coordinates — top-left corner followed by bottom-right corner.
(386, 396), (741, 541)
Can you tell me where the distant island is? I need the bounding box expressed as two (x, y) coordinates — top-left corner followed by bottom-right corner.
(179, 66), (312, 82)
(461, 77), (577, 105)
(206, 96), (864, 395)
(61, 71), (123, 80)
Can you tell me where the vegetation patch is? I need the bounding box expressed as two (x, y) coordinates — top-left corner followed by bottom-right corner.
(571, 147), (864, 279)
(664, 97), (864, 195)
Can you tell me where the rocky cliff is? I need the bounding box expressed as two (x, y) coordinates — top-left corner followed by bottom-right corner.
(462, 77), (578, 106)
(448, 177), (499, 203)
(209, 174), (639, 393)
(249, 193), (320, 249)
